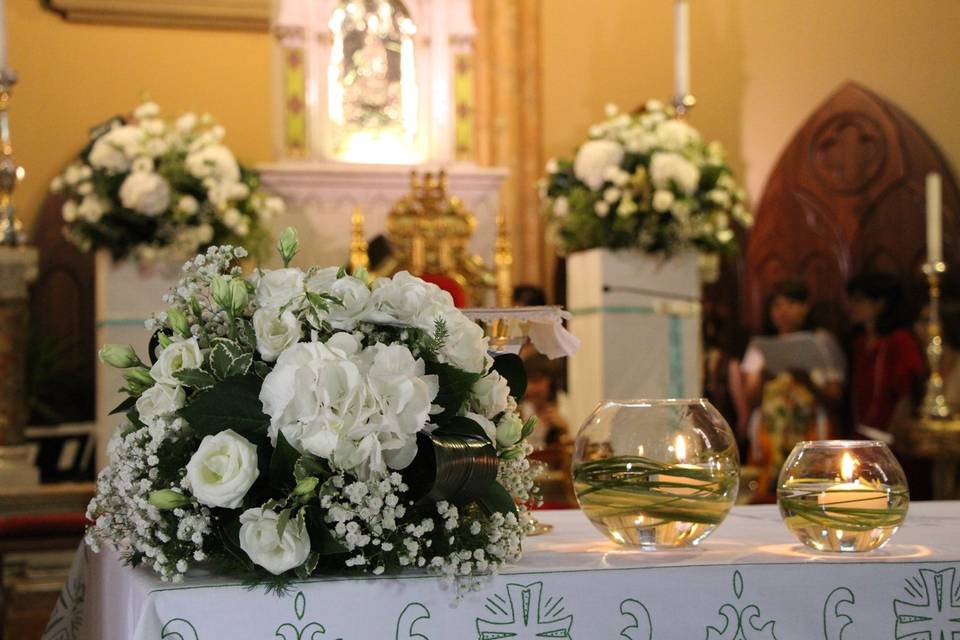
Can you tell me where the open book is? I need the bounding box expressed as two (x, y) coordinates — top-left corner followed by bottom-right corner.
(746, 332), (843, 376)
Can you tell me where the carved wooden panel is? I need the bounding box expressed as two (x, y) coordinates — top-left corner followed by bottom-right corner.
(45, 0), (269, 31)
(744, 82), (960, 332)
(27, 195), (96, 424)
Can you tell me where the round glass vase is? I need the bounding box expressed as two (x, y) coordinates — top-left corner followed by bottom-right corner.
(777, 440), (909, 552)
(571, 399), (740, 549)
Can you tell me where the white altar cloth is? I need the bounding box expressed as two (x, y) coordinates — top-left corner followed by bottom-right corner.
(43, 503), (960, 640)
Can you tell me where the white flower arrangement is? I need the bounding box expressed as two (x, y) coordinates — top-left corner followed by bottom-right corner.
(541, 101), (753, 256)
(51, 100), (283, 263)
(86, 229), (537, 591)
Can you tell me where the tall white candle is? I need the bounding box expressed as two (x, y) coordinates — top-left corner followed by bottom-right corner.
(927, 172), (943, 264)
(0, 0), (8, 74)
(674, 0), (689, 99)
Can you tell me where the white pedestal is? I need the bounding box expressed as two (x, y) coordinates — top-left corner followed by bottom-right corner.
(566, 249), (702, 427)
(258, 162), (507, 268)
(94, 253), (180, 470)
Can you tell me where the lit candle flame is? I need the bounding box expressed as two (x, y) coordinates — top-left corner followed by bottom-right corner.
(675, 435), (687, 462)
(840, 451), (857, 483)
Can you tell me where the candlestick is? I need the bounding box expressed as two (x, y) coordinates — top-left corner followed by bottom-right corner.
(921, 260), (951, 420)
(0, 68), (21, 247)
(927, 173), (943, 265)
(673, 0), (689, 100)
(0, 0), (8, 75)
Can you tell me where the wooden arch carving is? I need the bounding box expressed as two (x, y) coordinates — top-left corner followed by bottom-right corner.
(744, 82), (960, 333)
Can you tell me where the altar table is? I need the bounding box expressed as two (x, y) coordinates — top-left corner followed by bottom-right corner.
(43, 503), (960, 639)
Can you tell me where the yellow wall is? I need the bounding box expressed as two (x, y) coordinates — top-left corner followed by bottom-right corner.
(9, 1), (272, 231)
(543, 0), (960, 204)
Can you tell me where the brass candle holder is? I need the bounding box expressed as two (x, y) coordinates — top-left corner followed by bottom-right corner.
(921, 261), (952, 421)
(671, 93), (697, 119)
(0, 70), (23, 247)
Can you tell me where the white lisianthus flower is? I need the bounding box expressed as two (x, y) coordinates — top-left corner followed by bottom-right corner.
(140, 119), (165, 137)
(464, 411), (497, 446)
(119, 171), (171, 216)
(178, 195), (199, 215)
(255, 268), (305, 308)
(436, 312), (489, 374)
(471, 370), (510, 419)
(366, 271), (453, 328)
(326, 276), (372, 330)
(574, 139), (624, 191)
(595, 201), (610, 217)
(545, 158), (558, 174)
(649, 152), (701, 195)
(304, 266), (340, 295)
(186, 429), (260, 509)
(89, 126), (141, 172)
(150, 338), (203, 386)
(135, 383), (185, 426)
(76, 181), (93, 196)
(495, 413), (523, 448)
(238, 508), (310, 575)
(652, 189), (675, 212)
(252, 306), (302, 362)
(623, 130), (657, 154)
(185, 144), (241, 184)
(552, 196), (569, 217)
(645, 99), (664, 112)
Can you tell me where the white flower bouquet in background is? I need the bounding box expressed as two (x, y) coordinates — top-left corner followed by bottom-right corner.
(541, 101), (752, 257)
(87, 229), (537, 591)
(51, 100), (283, 263)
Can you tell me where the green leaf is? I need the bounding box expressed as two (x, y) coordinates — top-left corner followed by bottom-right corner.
(173, 368), (217, 390)
(237, 319), (257, 349)
(109, 396), (137, 416)
(277, 508), (292, 537)
(270, 432), (300, 491)
(521, 416), (537, 439)
(477, 481), (518, 517)
(294, 454), (330, 484)
(491, 353), (527, 401)
(304, 506), (347, 555)
(435, 415), (490, 441)
(253, 361), (272, 379)
(209, 338), (253, 380)
(425, 361), (481, 421)
(294, 552), (320, 579)
(178, 374), (270, 444)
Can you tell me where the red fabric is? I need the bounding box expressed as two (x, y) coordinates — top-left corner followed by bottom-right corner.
(419, 273), (468, 308)
(852, 328), (925, 431)
(0, 512), (88, 538)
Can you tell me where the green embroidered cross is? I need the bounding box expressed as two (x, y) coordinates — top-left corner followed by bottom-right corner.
(475, 582), (573, 639)
(894, 568), (960, 640)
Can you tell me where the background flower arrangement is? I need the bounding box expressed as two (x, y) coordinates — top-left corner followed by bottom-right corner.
(50, 100), (283, 263)
(541, 101), (753, 257)
(86, 229), (537, 591)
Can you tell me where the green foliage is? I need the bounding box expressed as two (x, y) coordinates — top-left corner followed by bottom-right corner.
(178, 374), (270, 444)
(270, 432), (300, 492)
(173, 368), (217, 390)
(491, 353), (528, 402)
(208, 338), (253, 380)
(476, 481), (518, 517)
(425, 361), (482, 422)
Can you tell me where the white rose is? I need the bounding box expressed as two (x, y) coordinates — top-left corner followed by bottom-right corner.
(326, 276), (372, 330)
(471, 370), (510, 419)
(135, 383), (185, 426)
(436, 312), (489, 373)
(496, 413), (523, 448)
(652, 189), (675, 212)
(649, 152), (701, 196)
(238, 508), (310, 575)
(119, 171), (171, 216)
(186, 429), (260, 509)
(185, 144), (241, 184)
(150, 338), (203, 385)
(252, 306), (302, 362)
(255, 268), (305, 308)
(305, 266), (340, 295)
(574, 139), (624, 191)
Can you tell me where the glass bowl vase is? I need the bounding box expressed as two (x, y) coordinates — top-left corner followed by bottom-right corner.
(777, 440), (909, 552)
(571, 399), (740, 549)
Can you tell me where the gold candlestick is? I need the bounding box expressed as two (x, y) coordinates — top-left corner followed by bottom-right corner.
(0, 70), (23, 247)
(671, 93), (696, 119)
(921, 261), (952, 420)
